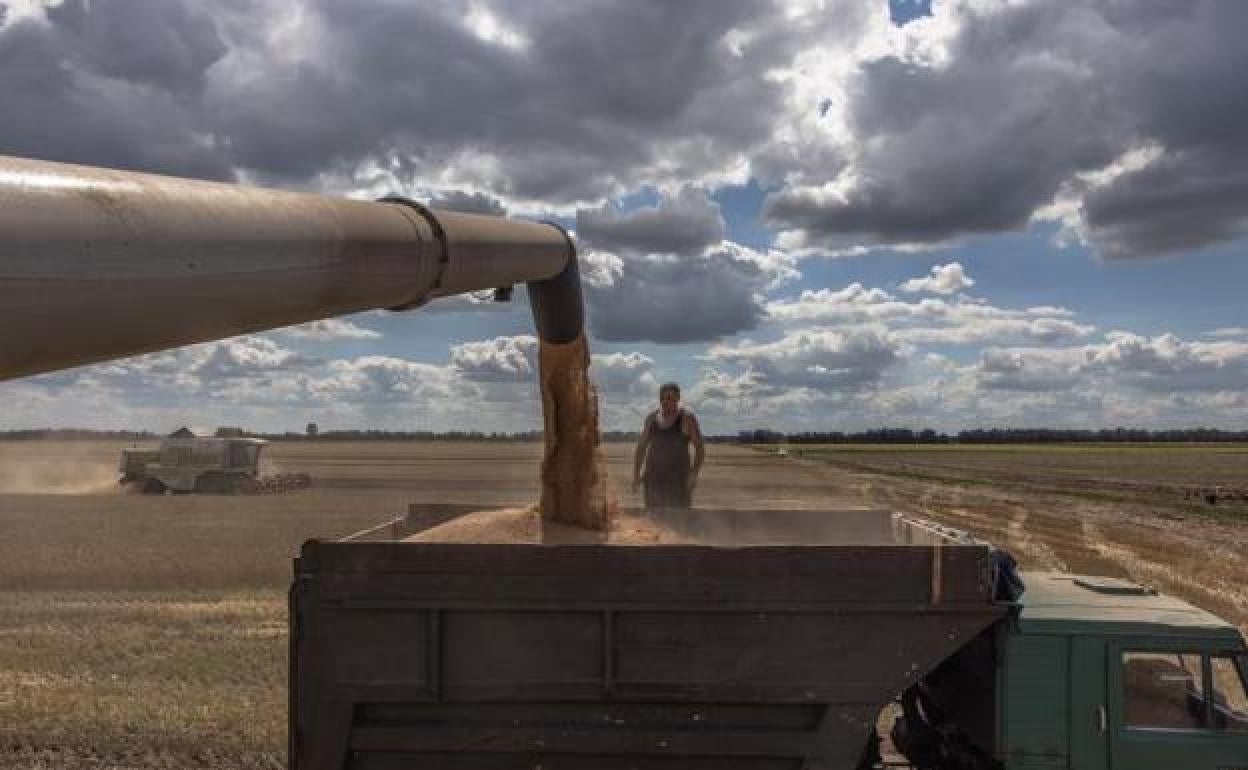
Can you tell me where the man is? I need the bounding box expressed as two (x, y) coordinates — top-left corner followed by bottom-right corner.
(632, 382), (705, 509)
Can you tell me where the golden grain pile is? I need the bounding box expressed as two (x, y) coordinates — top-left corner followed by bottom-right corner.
(403, 505), (682, 544)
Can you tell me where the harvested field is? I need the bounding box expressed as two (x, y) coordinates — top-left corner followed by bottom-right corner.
(784, 444), (1248, 637)
(0, 440), (861, 769)
(1, 439), (1244, 768)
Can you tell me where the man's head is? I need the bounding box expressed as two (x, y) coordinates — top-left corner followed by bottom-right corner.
(659, 382), (681, 417)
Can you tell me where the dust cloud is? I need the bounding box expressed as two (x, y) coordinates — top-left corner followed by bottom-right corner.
(0, 443), (122, 495)
(536, 333), (616, 530)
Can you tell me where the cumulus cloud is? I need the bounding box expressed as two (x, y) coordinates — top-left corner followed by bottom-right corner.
(577, 187), (725, 256)
(969, 332), (1248, 397)
(278, 319), (382, 341)
(975, 349), (1082, 392)
(5, 0), (1248, 261)
(309, 356), (463, 404)
(450, 334), (537, 382)
(1083, 332), (1248, 392)
(763, 1), (1248, 258)
(706, 327), (902, 391)
(574, 187), (797, 343)
(0, 0), (232, 179)
(900, 262), (975, 295)
(766, 283), (1095, 345)
(0, 0), (862, 205)
(586, 240), (796, 343)
(591, 350), (658, 399)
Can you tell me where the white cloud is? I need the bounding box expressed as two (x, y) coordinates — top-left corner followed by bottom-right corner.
(278, 319), (382, 341)
(1083, 332), (1248, 392)
(706, 327), (903, 391)
(766, 283), (1095, 345)
(450, 334), (537, 382)
(899, 262), (975, 294)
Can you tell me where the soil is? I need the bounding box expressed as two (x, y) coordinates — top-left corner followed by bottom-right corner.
(536, 333), (615, 530)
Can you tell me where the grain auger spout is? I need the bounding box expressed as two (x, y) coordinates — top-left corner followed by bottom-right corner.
(0, 153), (583, 381)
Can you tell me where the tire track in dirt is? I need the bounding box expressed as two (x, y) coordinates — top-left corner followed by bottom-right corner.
(839, 456), (1248, 638)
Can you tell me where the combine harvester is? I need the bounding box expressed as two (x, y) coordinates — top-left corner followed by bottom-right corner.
(1, 154), (1245, 769)
(119, 430), (311, 494)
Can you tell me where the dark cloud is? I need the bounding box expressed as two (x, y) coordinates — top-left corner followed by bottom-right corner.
(0, 0), (232, 178)
(577, 187), (725, 255)
(206, 0), (792, 201)
(1081, 149), (1248, 258)
(575, 188), (791, 343)
(764, 1), (1248, 258)
(429, 190), (507, 217)
(0, 0), (801, 199)
(585, 242), (789, 343)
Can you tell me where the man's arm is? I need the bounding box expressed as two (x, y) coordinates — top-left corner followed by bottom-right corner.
(632, 416), (652, 493)
(685, 413), (706, 490)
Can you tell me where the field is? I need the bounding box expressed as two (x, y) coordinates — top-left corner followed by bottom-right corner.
(0, 440), (1245, 768)
(783, 443), (1248, 632)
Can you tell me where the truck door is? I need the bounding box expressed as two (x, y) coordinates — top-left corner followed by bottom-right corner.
(1068, 637), (1109, 770)
(1108, 643), (1248, 769)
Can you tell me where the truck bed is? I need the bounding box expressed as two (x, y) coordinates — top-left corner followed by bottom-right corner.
(289, 506), (1008, 770)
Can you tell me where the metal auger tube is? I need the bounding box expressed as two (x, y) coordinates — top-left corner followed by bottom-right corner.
(0, 154), (579, 380)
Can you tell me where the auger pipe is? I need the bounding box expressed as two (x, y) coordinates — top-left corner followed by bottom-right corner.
(0, 154), (581, 381)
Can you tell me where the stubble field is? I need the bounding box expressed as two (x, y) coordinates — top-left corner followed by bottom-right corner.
(0, 440), (1245, 768)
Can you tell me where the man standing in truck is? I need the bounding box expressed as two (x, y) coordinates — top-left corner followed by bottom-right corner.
(632, 382), (705, 508)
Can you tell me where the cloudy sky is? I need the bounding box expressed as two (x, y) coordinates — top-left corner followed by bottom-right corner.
(3, 0), (1248, 434)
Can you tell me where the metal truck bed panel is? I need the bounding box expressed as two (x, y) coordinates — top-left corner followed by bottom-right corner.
(290, 507), (1005, 770)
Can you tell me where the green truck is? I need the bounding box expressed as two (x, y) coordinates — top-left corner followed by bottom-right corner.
(899, 571), (1248, 769)
(291, 506), (1248, 769)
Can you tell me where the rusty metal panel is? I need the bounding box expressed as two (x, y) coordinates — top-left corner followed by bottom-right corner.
(290, 509), (1005, 770)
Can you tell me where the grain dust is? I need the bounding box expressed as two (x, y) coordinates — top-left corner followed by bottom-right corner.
(0, 442), (121, 495)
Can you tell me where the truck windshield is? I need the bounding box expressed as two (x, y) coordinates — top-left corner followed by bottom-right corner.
(1211, 656), (1248, 732)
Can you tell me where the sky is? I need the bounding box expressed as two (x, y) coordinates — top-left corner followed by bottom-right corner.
(2, 0), (1248, 435)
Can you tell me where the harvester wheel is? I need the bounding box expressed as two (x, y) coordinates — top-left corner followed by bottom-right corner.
(195, 472), (232, 494)
(141, 478), (166, 494)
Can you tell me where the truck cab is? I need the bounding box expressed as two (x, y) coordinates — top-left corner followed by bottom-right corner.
(906, 572), (1248, 769)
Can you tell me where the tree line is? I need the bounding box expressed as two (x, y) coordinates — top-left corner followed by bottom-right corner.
(747, 427), (1248, 444)
(3, 427), (1248, 443)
